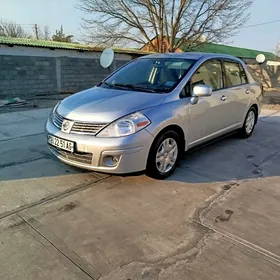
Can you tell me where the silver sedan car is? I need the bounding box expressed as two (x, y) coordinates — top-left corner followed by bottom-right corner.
(45, 52), (263, 179)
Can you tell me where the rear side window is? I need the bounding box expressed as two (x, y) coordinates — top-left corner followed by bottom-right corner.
(239, 64), (248, 84)
(224, 61), (248, 87)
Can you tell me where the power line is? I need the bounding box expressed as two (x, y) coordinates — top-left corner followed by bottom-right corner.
(18, 24), (36, 26)
(242, 19), (280, 28)
(1, 21), (58, 31)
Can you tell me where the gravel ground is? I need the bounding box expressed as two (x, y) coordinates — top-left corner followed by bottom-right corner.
(263, 104), (280, 110)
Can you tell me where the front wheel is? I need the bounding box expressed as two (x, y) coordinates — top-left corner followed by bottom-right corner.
(146, 131), (181, 179)
(238, 107), (257, 138)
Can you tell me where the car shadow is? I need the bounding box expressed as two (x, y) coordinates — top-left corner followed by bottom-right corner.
(92, 114), (280, 184)
(1, 115), (280, 185)
(167, 115), (280, 183)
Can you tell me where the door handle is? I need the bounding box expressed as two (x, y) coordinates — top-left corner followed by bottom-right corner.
(221, 95), (228, 101)
(245, 89), (251, 94)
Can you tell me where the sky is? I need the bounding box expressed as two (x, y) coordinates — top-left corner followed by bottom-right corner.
(1, 0), (279, 53)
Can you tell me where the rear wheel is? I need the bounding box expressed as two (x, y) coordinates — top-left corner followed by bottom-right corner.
(238, 107), (257, 138)
(146, 130), (181, 179)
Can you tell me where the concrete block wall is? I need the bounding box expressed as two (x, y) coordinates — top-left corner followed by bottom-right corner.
(60, 57), (111, 92)
(0, 45), (135, 99)
(2, 44), (278, 98)
(0, 56), (57, 97)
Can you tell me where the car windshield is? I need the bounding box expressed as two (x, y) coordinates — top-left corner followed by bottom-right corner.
(99, 58), (196, 93)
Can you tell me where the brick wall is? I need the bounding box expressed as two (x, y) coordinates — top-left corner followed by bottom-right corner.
(0, 45), (135, 99)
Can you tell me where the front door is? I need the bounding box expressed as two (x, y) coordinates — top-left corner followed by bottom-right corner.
(187, 59), (229, 146)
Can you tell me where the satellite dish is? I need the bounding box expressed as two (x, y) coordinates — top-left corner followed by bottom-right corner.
(100, 48), (114, 68)
(256, 54), (266, 64)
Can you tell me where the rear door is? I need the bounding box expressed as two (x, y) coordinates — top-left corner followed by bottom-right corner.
(222, 60), (251, 126)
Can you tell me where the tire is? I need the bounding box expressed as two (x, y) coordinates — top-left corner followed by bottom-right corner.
(146, 130), (181, 179)
(238, 107), (257, 138)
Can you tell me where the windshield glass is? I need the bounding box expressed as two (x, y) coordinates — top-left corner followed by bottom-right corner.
(99, 58), (196, 93)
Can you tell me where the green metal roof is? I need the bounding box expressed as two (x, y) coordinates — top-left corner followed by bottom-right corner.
(178, 40), (277, 60)
(1, 36), (277, 60)
(0, 36), (150, 55)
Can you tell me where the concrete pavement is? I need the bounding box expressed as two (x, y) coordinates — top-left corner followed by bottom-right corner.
(1, 107), (280, 279)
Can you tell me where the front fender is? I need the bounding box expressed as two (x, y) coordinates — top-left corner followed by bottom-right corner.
(141, 99), (189, 140)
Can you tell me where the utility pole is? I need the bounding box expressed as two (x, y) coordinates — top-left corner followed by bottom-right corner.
(34, 24), (39, 39)
(159, 0), (164, 53)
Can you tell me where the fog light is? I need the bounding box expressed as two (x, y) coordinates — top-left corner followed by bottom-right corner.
(103, 155), (120, 167)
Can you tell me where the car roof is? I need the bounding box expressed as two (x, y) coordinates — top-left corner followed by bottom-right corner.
(139, 52), (242, 62)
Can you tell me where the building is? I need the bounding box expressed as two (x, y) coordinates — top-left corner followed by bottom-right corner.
(140, 37), (277, 61)
(0, 37), (148, 98)
(0, 36), (279, 99)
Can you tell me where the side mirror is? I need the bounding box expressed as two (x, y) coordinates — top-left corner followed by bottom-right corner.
(193, 84), (212, 97)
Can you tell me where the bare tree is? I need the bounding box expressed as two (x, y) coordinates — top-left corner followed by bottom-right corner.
(77, 0), (253, 52)
(275, 43), (280, 57)
(52, 25), (74, 42)
(33, 25), (51, 40)
(43, 26), (51, 40)
(0, 18), (30, 38)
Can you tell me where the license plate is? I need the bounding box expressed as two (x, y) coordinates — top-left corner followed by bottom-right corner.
(48, 135), (74, 152)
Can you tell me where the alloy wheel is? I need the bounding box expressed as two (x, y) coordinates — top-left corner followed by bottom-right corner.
(245, 111), (255, 134)
(155, 138), (178, 173)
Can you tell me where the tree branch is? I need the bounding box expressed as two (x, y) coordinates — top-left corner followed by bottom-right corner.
(77, 0), (253, 52)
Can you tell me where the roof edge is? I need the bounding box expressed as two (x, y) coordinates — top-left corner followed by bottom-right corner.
(0, 36), (152, 56)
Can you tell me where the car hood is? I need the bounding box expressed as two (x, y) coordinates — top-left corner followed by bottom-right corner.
(57, 87), (165, 123)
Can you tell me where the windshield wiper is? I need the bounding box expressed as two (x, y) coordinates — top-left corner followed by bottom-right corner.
(113, 83), (156, 93)
(100, 82), (167, 93)
(98, 81), (114, 88)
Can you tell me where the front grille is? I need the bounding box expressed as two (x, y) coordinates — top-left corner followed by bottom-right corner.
(52, 111), (107, 135)
(49, 146), (93, 165)
(53, 111), (63, 129)
(71, 122), (107, 135)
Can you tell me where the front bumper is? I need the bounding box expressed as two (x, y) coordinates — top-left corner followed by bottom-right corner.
(45, 118), (154, 174)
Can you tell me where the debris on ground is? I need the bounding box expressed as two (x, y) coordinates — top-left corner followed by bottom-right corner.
(0, 97), (29, 107)
(0, 93), (71, 114)
(0, 97), (37, 113)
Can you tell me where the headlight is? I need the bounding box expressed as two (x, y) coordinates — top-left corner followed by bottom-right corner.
(96, 112), (150, 137)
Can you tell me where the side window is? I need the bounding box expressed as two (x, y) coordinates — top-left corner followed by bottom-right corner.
(190, 60), (223, 92)
(224, 61), (248, 87)
(239, 63), (248, 84)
